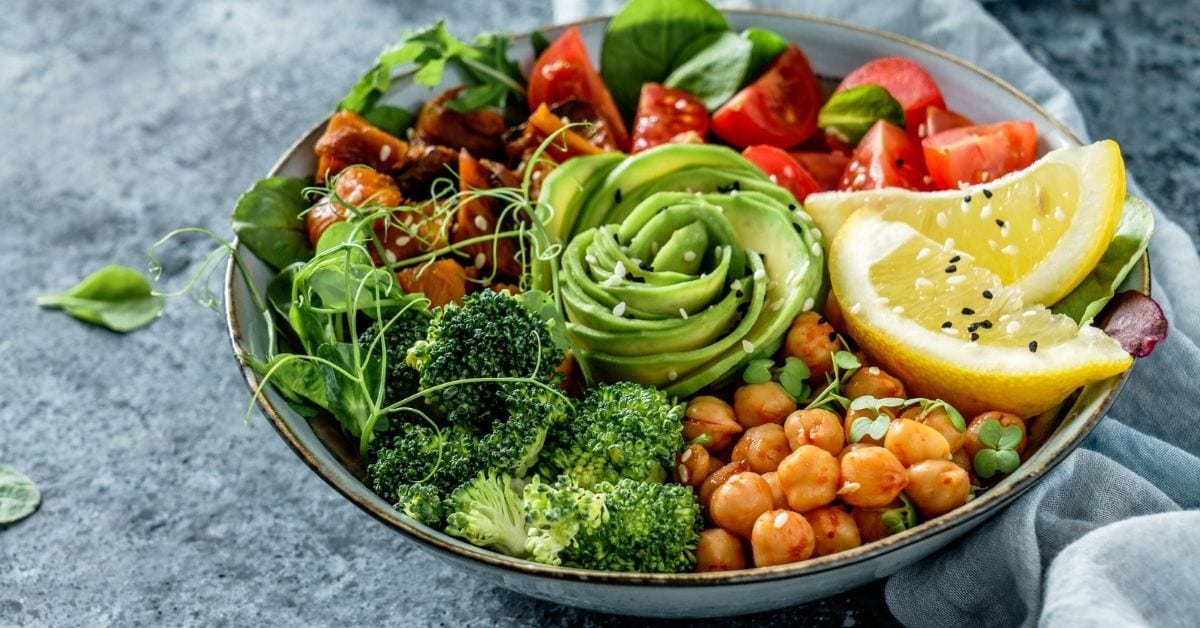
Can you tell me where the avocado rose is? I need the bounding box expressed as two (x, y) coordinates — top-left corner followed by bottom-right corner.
(535, 144), (826, 396)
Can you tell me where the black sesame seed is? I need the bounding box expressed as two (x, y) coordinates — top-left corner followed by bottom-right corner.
(982, 290), (994, 299)
(945, 265), (957, 273)
(895, 158), (904, 168)
(995, 219), (1007, 228)
(638, 261), (652, 271)
(941, 321), (953, 329)
(980, 320), (993, 329)
(735, 290), (745, 299)
(614, 189), (622, 203)
(949, 255), (961, 263)
(788, 203), (797, 210)
(736, 302), (750, 314)
(818, 316), (828, 325)
(1029, 340), (1038, 353)
(962, 307), (975, 315)
(732, 180), (741, 191)
(970, 332), (980, 342)
(828, 332), (838, 342)
(982, 189), (993, 199)
(967, 322), (980, 333)
(963, 195), (972, 204)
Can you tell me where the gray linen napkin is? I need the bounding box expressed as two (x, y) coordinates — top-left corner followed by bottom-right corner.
(552, 1), (1200, 625)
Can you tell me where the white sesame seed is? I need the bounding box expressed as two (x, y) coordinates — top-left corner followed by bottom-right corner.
(849, 302), (862, 315)
(838, 482), (861, 495)
(379, 145), (392, 162)
(892, 305), (905, 314)
(346, 187), (364, 204)
(988, 239), (999, 250)
(943, 238), (956, 252)
(585, 254), (597, 264)
(962, 341), (980, 350)
(771, 299), (784, 312)
(803, 297), (815, 311)
(612, 301), (627, 317)
(1054, 206), (1066, 222)
(474, 252), (486, 269)
(868, 367), (881, 376)
(773, 512), (790, 529)
(812, 228), (823, 240)
(394, 235), (412, 247)
(936, 212), (948, 228)
(875, 296), (890, 305)
(681, 448), (694, 463)
(916, 247), (932, 261)
(942, 327), (958, 335)
(1002, 245), (1019, 256)
(742, 339), (755, 354)
(1024, 310), (1037, 318)
(811, 241), (823, 256)
(677, 465), (689, 484)
(473, 215), (488, 231)
(980, 204), (993, 219)
(384, 250), (398, 264)
(947, 275), (966, 285)
(915, 277), (933, 289)
(785, 270), (797, 285)
(795, 209), (814, 222)
(1000, 225), (1011, 238)
(679, 308), (689, 320)
(683, 250), (697, 262)
(1006, 321), (1022, 335)
(753, 269), (766, 281)
(668, 369), (678, 381)
(731, 280), (743, 292)
(1032, 218), (1041, 233)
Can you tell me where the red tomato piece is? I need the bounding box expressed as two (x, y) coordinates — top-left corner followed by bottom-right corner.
(921, 121), (1038, 189)
(630, 83), (709, 153)
(528, 26), (629, 151)
(789, 152), (850, 192)
(839, 120), (929, 191)
(919, 106), (973, 140)
(712, 45), (822, 149)
(836, 57), (946, 133)
(742, 145), (822, 202)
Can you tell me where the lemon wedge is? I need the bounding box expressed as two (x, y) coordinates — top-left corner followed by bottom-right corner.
(829, 211), (1132, 418)
(806, 140), (1125, 305)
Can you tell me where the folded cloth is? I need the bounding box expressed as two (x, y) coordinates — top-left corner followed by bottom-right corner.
(552, 1), (1200, 625)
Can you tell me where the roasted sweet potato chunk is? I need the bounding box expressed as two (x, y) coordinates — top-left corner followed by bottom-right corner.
(314, 111), (408, 181)
(305, 165), (404, 246)
(453, 150), (524, 277)
(396, 258), (477, 308)
(413, 88), (507, 159)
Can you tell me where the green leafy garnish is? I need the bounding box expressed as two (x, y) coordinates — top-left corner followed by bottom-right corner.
(664, 31), (753, 110)
(818, 84), (906, 145)
(741, 358), (774, 385)
(832, 350), (862, 371)
(741, 27), (788, 79)
(973, 418), (1023, 479)
(805, 350), (862, 411)
(0, 465), (40, 525)
(600, 0), (729, 114)
(1053, 196), (1154, 323)
(530, 31), (551, 59)
(880, 495), (920, 534)
(362, 105), (415, 137)
(778, 358), (811, 399)
(909, 398), (967, 432)
(231, 177), (313, 270)
(849, 414), (891, 443)
(37, 265), (164, 332)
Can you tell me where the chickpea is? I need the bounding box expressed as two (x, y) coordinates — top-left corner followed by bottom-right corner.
(695, 528), (748, 572)
(733, 382), (797, 428)
(709, 472), (775, 538)
(698, 460), (750, 510)
(751, 510), (815, 567)
(684, 396), (744, 450)
(784, 408), (845, 455)
(900, 406), (965, 452)
(674, 444), (713, 487)
(964, 411), (1027, 459)
(950, 448), (976, 483)
(838, 442), (872, 462)
(843, 408), (894, 446)
(906, 460), (971, 518)
(822, 293), (847, 333)
(884, 419), (951, 467)
(762, 472), (788, 509)
(783, 311), (839, 382)
(804, 506), (862, 557)
(776, 445), (840, 513)
(838, 445), (909, 508)
(852, 505), (893, 543)
(844, 366), (907, 401)
(731, 424), (791, 473)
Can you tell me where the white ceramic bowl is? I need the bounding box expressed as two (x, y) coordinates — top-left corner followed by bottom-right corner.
(225, 11), (1147, 618)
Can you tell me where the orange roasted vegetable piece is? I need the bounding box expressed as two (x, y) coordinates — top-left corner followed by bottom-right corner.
(314, 111), (408, 181)
(453, 150), (524, 277)
(396, 259), (477, 308)
(528, 103), (606, 161)
(305, 165), (404, 246)
(413, 88), (508, 158)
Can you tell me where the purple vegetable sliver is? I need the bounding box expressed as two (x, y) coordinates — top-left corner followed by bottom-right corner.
(1099, 291), (1168, 357)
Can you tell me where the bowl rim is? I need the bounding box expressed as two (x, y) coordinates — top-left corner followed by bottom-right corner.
(224, 9), (1149, 587)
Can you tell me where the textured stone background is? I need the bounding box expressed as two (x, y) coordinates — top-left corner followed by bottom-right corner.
(1, 0), (1196, 626)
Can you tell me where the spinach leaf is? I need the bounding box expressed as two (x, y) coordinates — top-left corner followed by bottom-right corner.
(37, 265), (164, 332)
(266, 263), (303, 320)
(247, 353), (331, 412)
(531, 30), (551, 60)
(741, 27), (789, 79)
(0, 465), (40, 525)
(818, 84), (905, 145)
(231, 177), (313, 270)
(600, 0), (729, 114)
(1053, 196), (1154, 323)
(664, 31), (754, 110)
(363, 105), (415, 137)
(319, 342), (384, 437)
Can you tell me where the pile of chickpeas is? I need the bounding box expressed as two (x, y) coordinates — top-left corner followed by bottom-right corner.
(674, 311), (1031, 571)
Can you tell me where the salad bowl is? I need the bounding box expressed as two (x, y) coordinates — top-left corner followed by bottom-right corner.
(224, 10), (1148, 618)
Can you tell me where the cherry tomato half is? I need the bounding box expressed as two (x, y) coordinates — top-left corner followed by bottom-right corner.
(840, 120), (929, 191)
(630, 83), (709, 153)
(919, 106), (973, 140)
(528, 26), (629, 151)
(921, 120), (1037, 189)
(789, 152), (850, 192)
(712, 45), (823, 149)
(836, 56), (946, 133)
(742, 145), (822, 202)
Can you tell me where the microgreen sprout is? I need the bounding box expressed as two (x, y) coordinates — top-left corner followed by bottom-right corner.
(846, 395), (906, 443)
(880, 494), (920, 534)
(972, 418), (1023, 479)
(804, 350), (861, 411)
(739, 357), (809, 399)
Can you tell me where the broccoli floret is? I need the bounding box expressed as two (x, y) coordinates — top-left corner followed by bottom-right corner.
(522, 476), (606, 566)
(407, 291), (564, 432)
(393, 483), (445, 527)
(445, 472), (529, 558)
(566, 479), (701, 573)
(357, 308), (430, 407)
(481, 383), (572, 478)
(541, 382), (685, 487)
(367, 422), (481, 501)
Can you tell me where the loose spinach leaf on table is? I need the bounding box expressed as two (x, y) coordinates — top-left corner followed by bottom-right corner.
(0, 465), (40, 526)
(741, 27), (789, 79)
(1053, 196), (1154, 323)
(37, 265), (164, 332)
(664, 31), (754, 110)
(231, 177), (313, 270)
(818, 85), (906, 145)
(600, 0), (729, 114)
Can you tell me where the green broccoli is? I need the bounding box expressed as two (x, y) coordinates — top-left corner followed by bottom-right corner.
(367, 422), (481, 502)
(393, 483), (445, 527)
(522, 476), (606, 565)
(444, 472), (529, 558)
(407, 290), (564, 432)
(541, 382), (685, 487)
(482, 383), (572, 478)
(357, 307), (430, 407)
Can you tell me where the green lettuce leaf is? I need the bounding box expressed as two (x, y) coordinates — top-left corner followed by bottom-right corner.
(1053, 196), (1154, 323)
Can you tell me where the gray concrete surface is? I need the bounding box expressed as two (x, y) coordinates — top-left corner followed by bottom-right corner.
(1, 1), (1195, 626)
